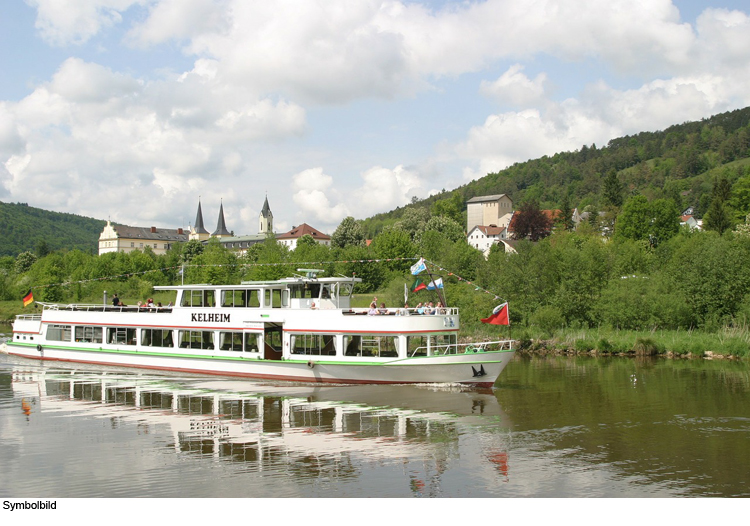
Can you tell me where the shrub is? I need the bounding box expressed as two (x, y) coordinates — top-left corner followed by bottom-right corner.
(633, 337), (665, 356)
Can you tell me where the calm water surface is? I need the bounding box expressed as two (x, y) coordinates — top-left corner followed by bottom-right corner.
(1, 349), (749, 498)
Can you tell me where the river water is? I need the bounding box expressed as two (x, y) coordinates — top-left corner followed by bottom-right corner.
(1, 350), (749, 499)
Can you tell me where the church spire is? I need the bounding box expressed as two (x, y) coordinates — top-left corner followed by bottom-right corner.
(212, 201), (231, 237)
(259, 194), (273, 235)
(193, 199), (208, 234)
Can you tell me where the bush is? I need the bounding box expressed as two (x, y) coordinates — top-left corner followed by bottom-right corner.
(633, 337), (665, 356)
(531, 305), (565, 337)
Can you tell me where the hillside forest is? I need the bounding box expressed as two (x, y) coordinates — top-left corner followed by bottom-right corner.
(3, 107), (750, 356)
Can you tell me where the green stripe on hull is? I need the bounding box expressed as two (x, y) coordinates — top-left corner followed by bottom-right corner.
(7, 342), (511, 366)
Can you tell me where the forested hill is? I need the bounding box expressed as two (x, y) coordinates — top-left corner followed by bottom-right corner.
(361, 106), (750, 236)
(0, 201), (105, 256)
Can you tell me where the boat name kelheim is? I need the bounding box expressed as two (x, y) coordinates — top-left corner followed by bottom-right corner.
(192, 313), (231, 323)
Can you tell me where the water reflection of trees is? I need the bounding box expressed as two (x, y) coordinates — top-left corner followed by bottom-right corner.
(497, 355), (750, 497)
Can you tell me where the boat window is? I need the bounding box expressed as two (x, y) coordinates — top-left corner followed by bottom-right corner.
(290, 334), (336, 356)
(219, 331), (243, 351)
(47, 324), (72, 342)
(264, 289), (286, 308)
(141, 328), (174, 348)
(343, 335), (398, 358)
(407, 335), (429, 357)
(245, 333), (262, 353)
(433, 334), (457, 355)
(74, 326), (103, 343)
(179, 330), (215, 350)
(108, 327), (137, 345)
(221, 289), (260, 308)
(181, 289), (216, 307)
(289, 283), (323, 299)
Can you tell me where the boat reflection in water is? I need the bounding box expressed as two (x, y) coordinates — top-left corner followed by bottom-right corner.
(9, 361), (512, 496)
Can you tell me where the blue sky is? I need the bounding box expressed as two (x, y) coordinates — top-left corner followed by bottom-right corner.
(2, 0), (750, 235)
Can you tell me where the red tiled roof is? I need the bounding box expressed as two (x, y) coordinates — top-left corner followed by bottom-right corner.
(277, 223), (331, 240)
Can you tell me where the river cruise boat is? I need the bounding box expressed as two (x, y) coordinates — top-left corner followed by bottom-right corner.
(4, 271), (514, 388)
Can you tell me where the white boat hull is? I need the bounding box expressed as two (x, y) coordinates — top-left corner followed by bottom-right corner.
(3, 341), (513, 388)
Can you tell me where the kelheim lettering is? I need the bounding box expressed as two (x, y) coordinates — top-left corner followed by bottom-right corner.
(191, 313), (231, 323)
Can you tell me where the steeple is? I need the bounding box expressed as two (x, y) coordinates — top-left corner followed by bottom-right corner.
(212, 201), (232, 237)
(194, 201), (208, 233)
(189, 199), (210, 241)
(259, 194), (273, 235)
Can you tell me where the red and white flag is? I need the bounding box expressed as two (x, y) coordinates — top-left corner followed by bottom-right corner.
(481, 303), (509, 325)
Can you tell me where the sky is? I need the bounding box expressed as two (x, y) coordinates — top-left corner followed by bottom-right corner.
(2, 0), (750, 236)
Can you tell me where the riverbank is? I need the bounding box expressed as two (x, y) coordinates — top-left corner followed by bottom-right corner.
(500, 326), (750, 360)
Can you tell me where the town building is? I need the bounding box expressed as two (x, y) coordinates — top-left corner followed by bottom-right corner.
(98, 222), (188, 255)
(466, 194), (514, 233)
(467, 224), (509, 257)
(277, 223), (332, 250)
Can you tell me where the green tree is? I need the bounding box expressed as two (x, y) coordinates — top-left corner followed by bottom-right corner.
(615, 196), (652, 242)
(430, 191), (464, 224)
(704, 176), (734, 234)
(557, 194), (574, 231)
(182, 239), (205, 262)
(15, 251), (37, 274)
(370, 229), (417, 273)
(602, 169), (624, 208)
(331, 216), (366, 248)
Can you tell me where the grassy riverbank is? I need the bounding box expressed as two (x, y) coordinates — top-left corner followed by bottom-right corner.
(479, 326), (750, 359)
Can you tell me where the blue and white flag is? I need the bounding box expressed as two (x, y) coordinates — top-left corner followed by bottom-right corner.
(426, 278), (444, 290)
(410, 257), (426, 275)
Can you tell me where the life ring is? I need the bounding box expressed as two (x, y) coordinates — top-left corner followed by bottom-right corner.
(307, 361), (315, 369)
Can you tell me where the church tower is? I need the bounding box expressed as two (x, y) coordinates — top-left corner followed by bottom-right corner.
(189, 199), (210, 241)
(259, 195), (273, 235)
(212, 201), (232, 238)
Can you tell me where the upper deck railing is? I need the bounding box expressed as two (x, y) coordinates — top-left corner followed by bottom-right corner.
(26, 302), (459, 316)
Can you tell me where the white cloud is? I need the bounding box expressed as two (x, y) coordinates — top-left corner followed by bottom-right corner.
(480, 65), (548, 107)
(28, 0), (142, 46)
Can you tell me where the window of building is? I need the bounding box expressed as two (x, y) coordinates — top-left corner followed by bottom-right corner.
(75, 326), (103, 343)
(291, 333), (336, 356)
(47, 324), (72, 342)
(141, 328), (174, 348)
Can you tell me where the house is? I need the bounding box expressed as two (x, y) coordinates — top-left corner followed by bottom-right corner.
(680, 214), (702, 230)
(466, 194), (514, 233)
(277, 223), (332, 250)
(467, 224), (508, 258)
(98, 222), (188, 255)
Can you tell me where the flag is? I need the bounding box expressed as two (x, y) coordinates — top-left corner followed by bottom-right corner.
(23, 289), (34, 307)
(426, 278), (444, 290)
(411, 278), (427, 292)
(481, 303), (509, 325)
(410, 257), (426, 275)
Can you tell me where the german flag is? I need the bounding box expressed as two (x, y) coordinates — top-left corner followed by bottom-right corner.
(22, 289), (34, 307)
